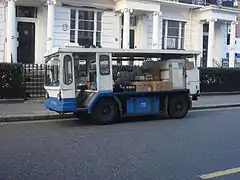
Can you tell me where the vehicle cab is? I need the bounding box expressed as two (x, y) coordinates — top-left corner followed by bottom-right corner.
(44, 46), (113, 114)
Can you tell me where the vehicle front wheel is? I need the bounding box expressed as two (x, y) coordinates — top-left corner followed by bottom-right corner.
(91, 98), (119, 125)
(168, 95), (189, 119)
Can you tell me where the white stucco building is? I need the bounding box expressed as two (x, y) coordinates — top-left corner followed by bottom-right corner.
(0, 0), (239, 67)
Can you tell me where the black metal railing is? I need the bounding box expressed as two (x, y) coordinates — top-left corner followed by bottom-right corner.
(0, 63), (25, 99)
(2, 63), (240, 99)
(22, 64), (45, 99)
(199, 67), (240, 93)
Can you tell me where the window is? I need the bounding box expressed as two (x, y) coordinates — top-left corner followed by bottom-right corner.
(227, 34), (230, 45)
(74, 60), (87, 85)
(63, 55), (73, 85)
(70, 9), (102, 47)
(45, 57), (60, 87)
(203, 24), (209, 33)
(99, 55), (110, 75)
(162, 20), (186, 50)
(16, 6), (37, 18)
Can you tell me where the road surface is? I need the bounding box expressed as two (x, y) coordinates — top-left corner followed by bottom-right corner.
(0, 108), (240, 180)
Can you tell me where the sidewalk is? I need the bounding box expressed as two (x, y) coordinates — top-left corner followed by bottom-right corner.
(192, 94), (240, 109)
(0, 100), (74, 122)
(0, 94), (240, 122)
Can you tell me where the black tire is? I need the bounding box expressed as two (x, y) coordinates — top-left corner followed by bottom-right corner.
(91, 98), (119, 125)
(168, 95), (189, 119)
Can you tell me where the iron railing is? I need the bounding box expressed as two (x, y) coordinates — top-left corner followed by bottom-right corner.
(22, 64), (45, 99)
(2, 62), (240, 99)
(199, 67), (240, 93)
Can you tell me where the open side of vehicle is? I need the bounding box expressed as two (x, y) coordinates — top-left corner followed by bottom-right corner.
(44, 47), (200, 124)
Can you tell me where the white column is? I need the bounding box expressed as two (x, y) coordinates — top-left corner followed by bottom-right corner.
(152, 11), (161, 49)
(229, 21), (236, 68)
(141, 14), (148, 49)
(198, 21), (204, 67)
(122, 8), (130, 49)
(6, 0), (17, 63)
(46, 0), (55, 52)
(207, 19), (215, 67)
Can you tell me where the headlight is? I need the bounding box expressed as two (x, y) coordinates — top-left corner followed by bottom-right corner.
(57, 92), (62, 100)
(45, 92), (49, 99)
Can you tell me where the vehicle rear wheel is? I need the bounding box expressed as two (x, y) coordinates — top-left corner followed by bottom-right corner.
(168, 95), (189, 119)
(91, 98), (119, 125)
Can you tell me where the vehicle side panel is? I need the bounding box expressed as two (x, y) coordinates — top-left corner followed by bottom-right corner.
(44, 97), (76, 113)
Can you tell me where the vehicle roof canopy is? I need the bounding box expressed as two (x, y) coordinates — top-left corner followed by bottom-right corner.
(44, 46), (201, 60)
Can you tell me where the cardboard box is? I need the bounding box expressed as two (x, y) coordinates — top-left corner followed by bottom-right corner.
(132, 82), (149, 92)
(141, 82), (149, 92)
(185, 61), (194, 70)
(148, 81), (173, 91)
(131, 82), (141, 92)
(132, 81), (173, 92)
(148, 81), (162, 91)
(161, 81), (173, 91)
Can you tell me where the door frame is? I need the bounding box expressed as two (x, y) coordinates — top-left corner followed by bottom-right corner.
(96, 53), (113, 91)
(17, 17), (37, 64)
(120, 26), (137, 49)
(129, 27), (136, 49)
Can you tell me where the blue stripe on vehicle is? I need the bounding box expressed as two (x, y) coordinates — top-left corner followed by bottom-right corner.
(44, 97), (76, 112)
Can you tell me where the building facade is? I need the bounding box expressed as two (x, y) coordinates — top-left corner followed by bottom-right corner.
(0, 0), (239, 67)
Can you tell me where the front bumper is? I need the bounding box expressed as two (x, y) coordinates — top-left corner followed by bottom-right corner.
(44, 97), (77, 113)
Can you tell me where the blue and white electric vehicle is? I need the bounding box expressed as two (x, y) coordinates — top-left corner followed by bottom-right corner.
(44, 46), (200, 124)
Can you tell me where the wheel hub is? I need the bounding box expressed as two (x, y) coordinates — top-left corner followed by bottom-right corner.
(176, 102), (183, 111)
(101, 104), (111, 115)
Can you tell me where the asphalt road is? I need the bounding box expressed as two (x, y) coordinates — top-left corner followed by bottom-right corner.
(0, 108), (240, 180)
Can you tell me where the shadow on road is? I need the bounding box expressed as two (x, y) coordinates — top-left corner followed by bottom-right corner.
(54, 113), (194, 127)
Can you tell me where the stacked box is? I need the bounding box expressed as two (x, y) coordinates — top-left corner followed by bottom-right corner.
(148, 81), (173, 91)
(161, 81), (173, 91)
(185, 61), (194, 70)
(131, 81), (173, 92)
(148, 81), (162, 91)
(141, 82), (149, 91)
(132, 82), (149, 92)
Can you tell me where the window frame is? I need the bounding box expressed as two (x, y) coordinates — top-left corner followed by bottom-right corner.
(44, 56), (60, 87)
(63, 55), (73, 85)
(162, 19), (186, 50)
(16, 6), (37, 18)
(70, 8), (102, 47)
(99, 55), (110, 76)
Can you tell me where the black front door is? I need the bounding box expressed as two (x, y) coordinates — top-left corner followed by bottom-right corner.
(129, 29), (135, 49)
(202, 24), (209, 68)
(202, 35), (208, 68)
(17, 22), (35, 64)
(121, 29), (135, 49)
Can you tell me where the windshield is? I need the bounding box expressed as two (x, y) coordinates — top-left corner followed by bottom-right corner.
(74, 59), (87, 85)
(44, 56), (60, 87)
